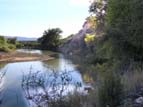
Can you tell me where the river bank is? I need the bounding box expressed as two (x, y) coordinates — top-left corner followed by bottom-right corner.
(0, 49), (85, 107)
(0, 51), (54, 63)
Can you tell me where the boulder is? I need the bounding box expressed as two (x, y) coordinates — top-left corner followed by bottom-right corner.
(135, 97), (143, 105)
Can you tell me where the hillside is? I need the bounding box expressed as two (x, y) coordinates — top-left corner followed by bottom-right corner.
(60, 18), (96, 56)
(4, 36), (37, 41)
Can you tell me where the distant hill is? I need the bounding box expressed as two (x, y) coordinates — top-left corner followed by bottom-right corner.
(16, 37), (37, 41)
(4, 36), (38, 42)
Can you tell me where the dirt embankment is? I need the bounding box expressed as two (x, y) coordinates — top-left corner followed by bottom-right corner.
(0, 52), (54, 63)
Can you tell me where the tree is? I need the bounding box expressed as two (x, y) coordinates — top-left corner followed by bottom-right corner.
(0, 36), (6, 45)
(7, 37), (17, 44)
(106, 0), (143, 61)
(38, 28), (62, 51)
(0, 36), (9, 52)
(89, 0), (108, 28)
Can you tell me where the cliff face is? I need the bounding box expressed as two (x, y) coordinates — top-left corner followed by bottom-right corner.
(61, 20), (95, 55)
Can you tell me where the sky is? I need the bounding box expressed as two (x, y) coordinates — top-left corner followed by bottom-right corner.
(0, 0), (91, 38)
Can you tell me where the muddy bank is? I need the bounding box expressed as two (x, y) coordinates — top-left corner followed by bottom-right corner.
(0, 52), (54, 63)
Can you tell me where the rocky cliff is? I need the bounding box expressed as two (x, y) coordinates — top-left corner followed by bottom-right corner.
(60, 19), (96, 56)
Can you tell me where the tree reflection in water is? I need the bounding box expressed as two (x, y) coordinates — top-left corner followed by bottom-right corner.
(0, 63), (6, 105)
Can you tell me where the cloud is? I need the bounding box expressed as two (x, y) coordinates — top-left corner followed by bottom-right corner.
(69, 0), (91, 6)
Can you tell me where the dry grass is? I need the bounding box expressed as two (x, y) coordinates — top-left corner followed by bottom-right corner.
(123, 70), (143, 92)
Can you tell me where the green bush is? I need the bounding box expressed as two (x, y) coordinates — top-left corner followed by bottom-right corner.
(106, 0), (143, 61)
(0, 36), (6, 44)
(0, 36), (16, 52)
(0, 46), (10, 52)
(98, 72), (124, 107)
(8, 44), (16, 50)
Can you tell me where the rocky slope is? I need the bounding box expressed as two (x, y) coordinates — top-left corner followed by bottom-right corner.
(60, 19), (95, 56)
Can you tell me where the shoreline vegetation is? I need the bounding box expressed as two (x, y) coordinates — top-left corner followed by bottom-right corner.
(0, 0), (143, 106)
(0, 30), (62, 63)
(0, 51), (55, 63)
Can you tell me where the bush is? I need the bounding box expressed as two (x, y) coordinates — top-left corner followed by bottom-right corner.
(0, 36), (16, 52)
(8, 44), (16, 50)
(0, 45), (10, 52)
(98, 71), (124, 107)
(0, 36), (6, 44)
(106, 0), (143, 61)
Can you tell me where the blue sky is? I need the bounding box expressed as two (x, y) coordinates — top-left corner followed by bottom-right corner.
(0, 0), (91, 38)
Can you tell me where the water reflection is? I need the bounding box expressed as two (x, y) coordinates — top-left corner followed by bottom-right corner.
(0, 63), (6, 69)
(43, 59), (60, 70)
(0, 50), (84, 107)
(0, 63), (7, 107)
(17, 49), (42, 54)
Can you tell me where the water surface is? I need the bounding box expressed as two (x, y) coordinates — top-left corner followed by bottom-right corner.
(0, 50), (84, 107)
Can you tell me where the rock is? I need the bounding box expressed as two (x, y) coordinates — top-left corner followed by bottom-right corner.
(60, 20), (95, 55)
(135, 97), (143, 104)
(84, 84), (94, 93)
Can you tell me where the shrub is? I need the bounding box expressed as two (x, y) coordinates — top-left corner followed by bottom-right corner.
(8, 44), (16, 50)
(98, 71), (124, 107)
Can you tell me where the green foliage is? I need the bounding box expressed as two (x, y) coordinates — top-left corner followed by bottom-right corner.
(7, 37), (17, 44)
(38, 28), (62, 51)
(7, 44), (16, 50)
(0, 45), (10, 52)
(0, 36), (6, 45)
(84, 34), (95, 43)
(0, 35), (16, 52)
(123, 70), (143, 93)
(106, 0), (143, 61)
(91, 1), (143, 106)
(60, 1), (143, 106)
(89, 0), (107, 24)
(16, 41), (40, 49)
(16, 42), (24, 48)
(86, 16), (98, 29)
(98, 71), (124, 107)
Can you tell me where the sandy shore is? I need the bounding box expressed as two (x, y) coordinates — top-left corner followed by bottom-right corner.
(0, 52), (54, 63)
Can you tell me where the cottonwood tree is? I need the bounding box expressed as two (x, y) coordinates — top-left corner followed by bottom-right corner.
(38, 28), (62, 51)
